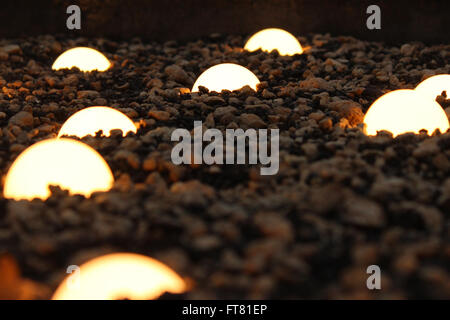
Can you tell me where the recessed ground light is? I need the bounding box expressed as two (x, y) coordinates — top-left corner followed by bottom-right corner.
(415, 74), (450, 101)
(244, 28), (303, 56)
(58, 106), (137, 138)
(3, 139), (114, 201)
(191, 63), (260, 93)
(52, 47), (111, 72)
(52, 253), (187, 300)
(363, 89), (450, 137)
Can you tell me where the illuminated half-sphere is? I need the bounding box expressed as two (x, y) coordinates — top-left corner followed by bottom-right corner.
(244, 28), (303, 56)
(363, 89), (449, 137)
(58, 106), (137, 138)
(192, 63), (260, 93)
(3, 139), (114, 200)
(52, 47), (111, 72)
(52, 253), (187, 300)
(415, 74), (450, 101)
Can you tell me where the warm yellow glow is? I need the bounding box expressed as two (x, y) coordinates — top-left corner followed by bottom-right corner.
(52, 253), (187, 300)
(244, 28), (303, 56)
(52, 47), (111, 72)
(192, 63), (260, 93)
(415, 74), (450, 101)
(3, 139), (114, 201)
(58, 106), (137, 138)
(363, 89), (449, 137)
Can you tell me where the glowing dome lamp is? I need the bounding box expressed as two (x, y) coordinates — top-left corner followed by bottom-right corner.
(52, 47), (111, 72)
(192, 63), (260, 93)
(3, 139), (114, 201)
(52, 253), (187, 300)
(244, 28), (303, 56)
(363, 89), (449, 137)
(415, 74), (450, 101)
(58, 106), (137, 138)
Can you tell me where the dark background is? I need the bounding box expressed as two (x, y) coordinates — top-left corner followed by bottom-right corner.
(0, 0), (448, 44)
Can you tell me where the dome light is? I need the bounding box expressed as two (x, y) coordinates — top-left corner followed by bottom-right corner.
(244, 28), (303, 56)
(192, 63), (260, 93)
(52, 47), (111, 72)
(3, 139), (114, 200)
(415, 74), (450, 101)
(58, 106), (137, 138)
(363, 89), (449, 137)
(52, 253), (187, 300)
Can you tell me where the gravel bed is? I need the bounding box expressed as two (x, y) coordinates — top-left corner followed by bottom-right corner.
(0, 33), (449, 299)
